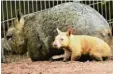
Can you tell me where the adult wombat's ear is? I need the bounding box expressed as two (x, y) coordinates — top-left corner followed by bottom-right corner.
(16, 10), (23, 21)
(13, 10), (24, 28)
(66, 28), (72, 36)
(57, 28), (61, 34)
(17, 10), (24, 25)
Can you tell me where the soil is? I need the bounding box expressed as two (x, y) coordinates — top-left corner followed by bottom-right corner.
(2, 59), (113, 74)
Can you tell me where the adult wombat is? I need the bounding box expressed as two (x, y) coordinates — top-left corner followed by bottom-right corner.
(6, 2), (112, 61)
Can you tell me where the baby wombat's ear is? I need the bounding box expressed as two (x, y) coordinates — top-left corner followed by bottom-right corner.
(66, 28), (72, 36)
(57, 28), (62, 34)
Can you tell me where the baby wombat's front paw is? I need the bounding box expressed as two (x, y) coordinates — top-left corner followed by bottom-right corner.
(49, 55), (64, 61)
(49, 57), (55, 61)
(63, 58), (68, 62)
(63, 60), (67, 62)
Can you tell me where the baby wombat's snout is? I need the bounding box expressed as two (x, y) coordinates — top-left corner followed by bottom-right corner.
(53, 38), (63, 49)
(53, 41), (59, 48)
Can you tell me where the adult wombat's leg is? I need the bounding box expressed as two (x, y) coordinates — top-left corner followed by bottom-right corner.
(1, 46), (6, 63)
(27, 37), (49, 61)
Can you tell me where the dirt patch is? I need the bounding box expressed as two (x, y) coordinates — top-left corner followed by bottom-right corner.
(2, 59), (113, 74)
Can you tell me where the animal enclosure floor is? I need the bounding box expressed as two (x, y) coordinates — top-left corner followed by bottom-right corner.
(1, 59), (113, 74)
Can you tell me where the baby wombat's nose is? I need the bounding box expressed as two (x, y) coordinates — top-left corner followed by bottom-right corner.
(53, 43), (57, 48)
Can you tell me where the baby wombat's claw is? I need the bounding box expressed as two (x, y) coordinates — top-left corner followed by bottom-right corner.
(49, 57), (63, 61)
(63, 60), (67, 62)
(49, 55), (64, 61)
(49, 57), (55, 61)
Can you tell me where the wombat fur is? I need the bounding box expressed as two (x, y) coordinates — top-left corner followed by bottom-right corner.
(6, 2), (112, 61)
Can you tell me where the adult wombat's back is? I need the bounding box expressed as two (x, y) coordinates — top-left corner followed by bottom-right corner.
(24, 2), (112, 61)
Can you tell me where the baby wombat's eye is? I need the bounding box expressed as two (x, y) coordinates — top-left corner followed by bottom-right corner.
(60, 38), (64, 41)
